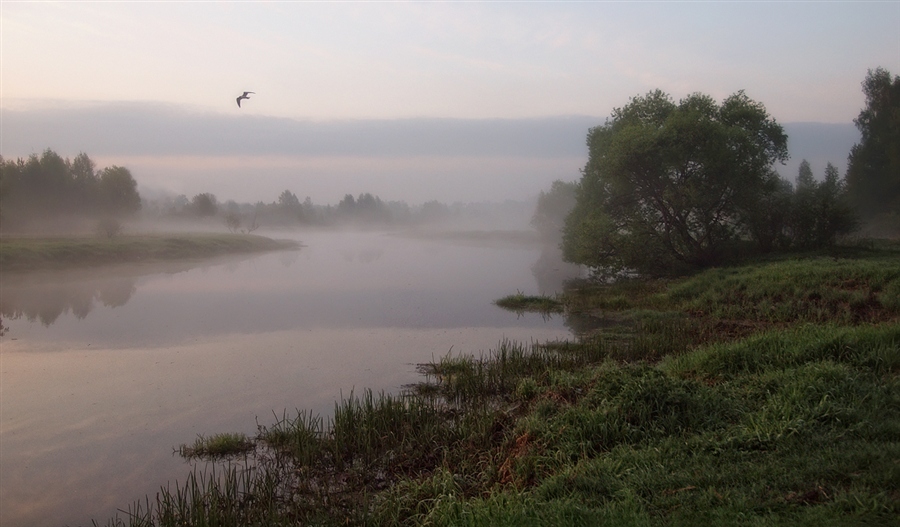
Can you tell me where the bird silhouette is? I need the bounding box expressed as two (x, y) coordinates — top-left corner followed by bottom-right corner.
(236, 91), (255, 108)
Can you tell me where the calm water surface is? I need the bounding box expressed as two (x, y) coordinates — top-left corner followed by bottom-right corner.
(0, 230), (582, 526)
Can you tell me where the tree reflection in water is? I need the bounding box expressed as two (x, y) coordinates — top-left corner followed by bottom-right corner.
(0, 256), (257, 329)
(1, 275), (137, 326)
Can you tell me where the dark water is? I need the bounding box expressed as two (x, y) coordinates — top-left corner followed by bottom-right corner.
(0, 230), (582, 526)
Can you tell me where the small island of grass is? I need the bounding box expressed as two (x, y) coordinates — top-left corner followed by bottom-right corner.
(0, 233), (300, 272)
(494, 291), (565, 314)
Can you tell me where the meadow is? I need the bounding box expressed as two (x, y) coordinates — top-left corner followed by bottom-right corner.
(101, 242), (899, 526)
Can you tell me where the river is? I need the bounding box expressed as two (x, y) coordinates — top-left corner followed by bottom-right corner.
(0, 229), (582, 526)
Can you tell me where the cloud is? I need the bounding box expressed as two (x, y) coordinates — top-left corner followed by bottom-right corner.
(1, 101), (596, 159)
(1, 101), (595, 203)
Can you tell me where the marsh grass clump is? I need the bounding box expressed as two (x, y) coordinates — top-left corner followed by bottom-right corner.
(494, 292), (565, 314)
(100, 462), (298, 527)
(329, 390), (449, 474)
(258, 409), (325, 464)
(413, 339), (609, 407)
(178, 433), (255, 459)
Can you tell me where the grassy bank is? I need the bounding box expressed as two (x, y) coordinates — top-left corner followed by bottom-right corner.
(0, 233), (300, 271)
(101, 243), (899, 527)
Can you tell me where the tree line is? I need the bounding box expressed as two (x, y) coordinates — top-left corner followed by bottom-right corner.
(0, 150), (141, 230)
(0, 149), (527, 234)
(533, 67), (898, 277)
(142, 189), (525, 232)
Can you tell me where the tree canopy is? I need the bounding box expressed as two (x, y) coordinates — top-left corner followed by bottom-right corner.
(845, 67), (900, 228)
(0, 149), (141, 230)
(562, 90), (789, 276)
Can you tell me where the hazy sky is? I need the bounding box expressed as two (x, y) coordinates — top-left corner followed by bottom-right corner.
(1, 1), (897, 204)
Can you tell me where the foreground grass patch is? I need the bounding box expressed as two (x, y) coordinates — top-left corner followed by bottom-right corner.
(102, 323), (900, 527)
(667, 252), (900, 324)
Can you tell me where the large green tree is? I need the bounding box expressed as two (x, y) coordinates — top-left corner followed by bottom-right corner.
(844, 67), (900, 225)
(562, 90), (788, 276)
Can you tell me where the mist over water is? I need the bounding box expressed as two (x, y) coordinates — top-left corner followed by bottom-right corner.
(0, 229), (582, 527)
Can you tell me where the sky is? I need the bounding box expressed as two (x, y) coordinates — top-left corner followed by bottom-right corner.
(1, 1), (898, 204)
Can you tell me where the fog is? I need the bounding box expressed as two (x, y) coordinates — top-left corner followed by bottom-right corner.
(1, 102), (858, 206)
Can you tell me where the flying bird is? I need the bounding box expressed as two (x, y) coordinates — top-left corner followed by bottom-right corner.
(236, 91), (255, 108)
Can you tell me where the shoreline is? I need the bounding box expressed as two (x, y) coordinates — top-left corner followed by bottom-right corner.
(0, 233), (301, 272)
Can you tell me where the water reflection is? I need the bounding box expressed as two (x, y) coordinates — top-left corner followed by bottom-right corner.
(531, 244), (585, 295)
(0, 231), (583, 526)
(2, 273), (136, 325)
(1, 234), (585, 344)
(1, 237), (586, 340)
(0, 256), (256, 330)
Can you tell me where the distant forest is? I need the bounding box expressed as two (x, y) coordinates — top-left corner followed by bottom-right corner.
(143, 188), (531, 233)
(0, 149), (531, 234)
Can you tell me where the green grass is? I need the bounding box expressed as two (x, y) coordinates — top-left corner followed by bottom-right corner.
(177, 433), (255, 459)
(666, 252), (900, 324)
(0, 233), (299, 271)
(495, 292), (565, 314)
(98, 241), (900, 527)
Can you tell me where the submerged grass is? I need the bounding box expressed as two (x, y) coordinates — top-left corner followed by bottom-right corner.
(494, 292), (565, 314)
(0, 233), (299, 271)
(99, 242), (900, 526)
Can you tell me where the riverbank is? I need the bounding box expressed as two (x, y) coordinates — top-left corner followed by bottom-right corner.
(0, 233), (300, 272)
(102, 242), (899, 526)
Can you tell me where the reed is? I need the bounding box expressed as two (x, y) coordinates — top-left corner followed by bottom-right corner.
(258, 409), (325, 466)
